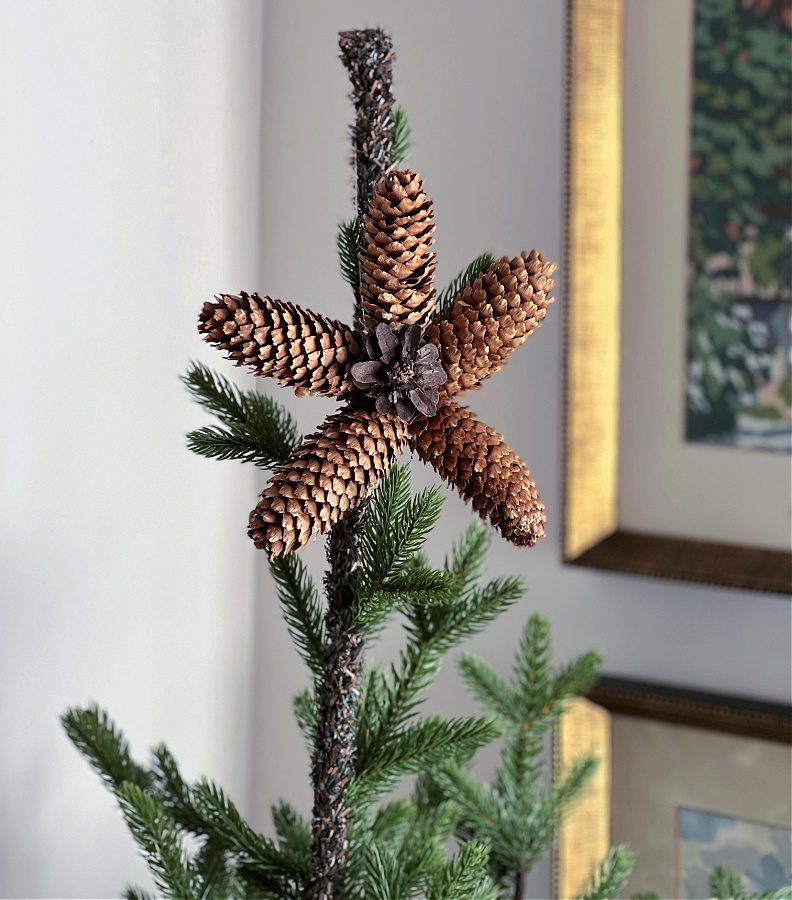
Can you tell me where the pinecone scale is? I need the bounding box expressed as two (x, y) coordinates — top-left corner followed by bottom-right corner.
(360, 170), (437, 330)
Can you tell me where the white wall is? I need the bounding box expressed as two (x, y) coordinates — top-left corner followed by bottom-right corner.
(1, 2), (263, 896)
(2, 1), (789, 898)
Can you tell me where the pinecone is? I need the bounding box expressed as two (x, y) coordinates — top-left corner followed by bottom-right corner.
(429, 251), (556, 397)
(360, 170), (436, 330)
(198, 168), (556, 558)
(198, 292), (360, 398)
(408, 400), (546, 547)
(249, 406), (408, 557)
(351, 323), (447, 421)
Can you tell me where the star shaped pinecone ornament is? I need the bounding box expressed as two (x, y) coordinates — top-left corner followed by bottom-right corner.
(199, 170), (556, 558)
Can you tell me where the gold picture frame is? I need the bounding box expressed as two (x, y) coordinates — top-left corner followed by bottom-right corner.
(563, 0), (792, 595)
(554, 678), (792, 899)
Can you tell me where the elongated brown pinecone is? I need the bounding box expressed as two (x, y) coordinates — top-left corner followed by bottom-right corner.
(429, 251), (556, 397)
(360, 170), (436, 331)
(198, 292), (360, 398)
(249, 406), (408, 558)
(408, 399), (546, 546)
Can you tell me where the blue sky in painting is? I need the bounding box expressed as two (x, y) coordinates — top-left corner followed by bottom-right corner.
(678, 807), (792, 898)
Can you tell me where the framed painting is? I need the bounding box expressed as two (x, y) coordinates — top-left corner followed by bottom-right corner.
(554, 677), (792, 899)
(563, 0), (792, 593)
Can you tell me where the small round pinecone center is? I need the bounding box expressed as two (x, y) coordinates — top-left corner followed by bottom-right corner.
(350, 323), (447, 422)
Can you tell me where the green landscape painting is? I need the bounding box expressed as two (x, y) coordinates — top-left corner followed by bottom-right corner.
(685, 0), (791, 452)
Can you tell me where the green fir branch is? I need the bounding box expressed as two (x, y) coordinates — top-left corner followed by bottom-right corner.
(354, 716), (499, 804)
(185, 425), (276, 468)
(371, 799), (415, 844)
(576, 846), (635, 900)
(389, 105), (412, 169)
(269, 555), (325, 681)
(710, 865), (750, 900)
(424, 842), (497, 900)
(513, 614), (552, 710)
(190, 780), (303, 891)
(355, 465), (446, 631)
(271, 801), (312, 863)
(457, 654), (515, 720)
(706, 865), (792, 900)
(115, 783), (199, 900)
(62, 705), (150, 792)
(292, 689), (317, 752)
(354, 665), (390, 768)
(762, 888), (792, 900)
(496, 728), (543, 812)
(404, 574), (524, 650)
(349, 797), (463, 900)
(357, 575), (521, 771)
(361, 843), (411, 900)
(183, 361), (300, 468)
(354, 567), (456, 629)
(337, 218), (365, 297)
(445, 523), (491, 597)
(122, 887), (155, 900)
(435, 253), (495, 320)
(150, 743), (204, 833)
(433, 763), (516, 873)
(552, 651), (603, 708)
(358, 465), (444, 590)
(193, 840), (243, 899)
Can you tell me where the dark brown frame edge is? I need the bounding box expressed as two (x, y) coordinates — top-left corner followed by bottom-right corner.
(569, 530), (792, 595)
(589, 675), (792, 744)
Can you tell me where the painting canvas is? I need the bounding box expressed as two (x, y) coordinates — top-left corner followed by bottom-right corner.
(685, 0), (791, 452)
(677, 807), (792, 898)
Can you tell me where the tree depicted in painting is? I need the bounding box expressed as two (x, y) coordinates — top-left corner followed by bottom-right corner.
(686, 0), (792, 450)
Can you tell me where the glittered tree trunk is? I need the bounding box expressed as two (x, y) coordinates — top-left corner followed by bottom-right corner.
(306, 29), (395, 900)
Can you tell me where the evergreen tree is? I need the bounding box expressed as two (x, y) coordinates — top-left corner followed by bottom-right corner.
(63, 516), (624, 897)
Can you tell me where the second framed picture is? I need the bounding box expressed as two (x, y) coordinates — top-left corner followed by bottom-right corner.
(554, 678), (792, 899)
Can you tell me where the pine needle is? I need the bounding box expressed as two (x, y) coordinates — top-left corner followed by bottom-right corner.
(425, 842), (497, 900)
(389, 106), (412, 168)
(62, 705), (150, 791)
(269, 555), (325, 681)
(182, 361), (300, 468)
(435, 253), (495, 319)
(115, 783), (198, 900)
(337, 218), (365, 296)
(576, 846), (635, 900)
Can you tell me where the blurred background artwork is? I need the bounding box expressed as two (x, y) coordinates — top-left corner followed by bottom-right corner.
(677, 807), (792, 898)
(685, 0), (792, 452)
(558, 678), (792, 900)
